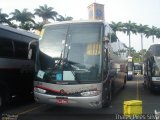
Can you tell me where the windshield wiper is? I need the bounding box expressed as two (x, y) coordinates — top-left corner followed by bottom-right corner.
(66, 46), (71, 62)
(55, 49), (63, 69)
(56, 25), (70, 70)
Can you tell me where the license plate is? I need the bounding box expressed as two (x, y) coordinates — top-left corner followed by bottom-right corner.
(56, 98), (68, 104)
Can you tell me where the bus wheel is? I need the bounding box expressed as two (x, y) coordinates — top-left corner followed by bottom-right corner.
(0, 95), (2, 107)
(122, 76), (127, 89)
(0, 88), (8, 111)
(0, 93), (4, 111)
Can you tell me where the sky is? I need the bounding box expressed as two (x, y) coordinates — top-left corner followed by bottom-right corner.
(1, 0), (160, 51)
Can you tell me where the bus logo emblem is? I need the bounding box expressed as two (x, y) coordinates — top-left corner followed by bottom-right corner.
(60, 89), (66, 95)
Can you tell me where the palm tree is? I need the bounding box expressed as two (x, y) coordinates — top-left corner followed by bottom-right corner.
(145, 26), (158, 43)
(136, 24), (149, 50)
(122, 21), (137, 56)
(138, 49), (147, 62)
(9, 22), (18, 28)
(10, 9), (35, 30)
(118, 49), (127, 56)
(109, 21), (123, 35)
(127, 47), (136, 57)
(56, 15), (73, 21)
(0, 9), (10, 25)
(107, 33), (118, 42)
(34, 4), (58, 24)
(155, 28), (160, 39)
(21, 22), (34, 30)
(33, 22), (44, 31)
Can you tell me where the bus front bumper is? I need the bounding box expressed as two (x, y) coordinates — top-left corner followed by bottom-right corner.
(34, 92), (102, 109)
(151, 82), (160, 90)
(151, 77), (160, 91)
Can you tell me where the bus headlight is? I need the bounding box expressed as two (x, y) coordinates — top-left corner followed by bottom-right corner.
(152, 63), (160, 76)
(34, 87), (46, 94)
(80, 90), (100, 97)
(153, 67), (160, 76)
(128, 71), (133, 75)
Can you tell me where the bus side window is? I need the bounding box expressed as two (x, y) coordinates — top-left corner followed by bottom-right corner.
(14, 41), (28, 59)
(0, 37), (14, 58)
(28, 49), (32, 60)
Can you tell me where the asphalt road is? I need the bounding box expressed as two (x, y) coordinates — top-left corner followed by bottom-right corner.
(1, 75), (160, 120)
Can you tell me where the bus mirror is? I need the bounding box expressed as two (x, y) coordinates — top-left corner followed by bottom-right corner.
(28, 49), (32, 59)
(103, 36), (110, 49)
(103, 36), (109, 42)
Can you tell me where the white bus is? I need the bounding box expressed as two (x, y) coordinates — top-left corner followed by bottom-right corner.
(0, 24), (39, 110)
(34, 20), (127, 109)
(144, 44), (160, 92)
(127, 56), (134, 80)
(134, 63), (142, 75)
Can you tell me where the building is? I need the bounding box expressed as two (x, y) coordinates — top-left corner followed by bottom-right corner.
(88, 3), (105, 20)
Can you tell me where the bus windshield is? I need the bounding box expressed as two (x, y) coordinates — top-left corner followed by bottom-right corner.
(134, 65), (141, 70)
(151, 44), (160, 56)
(128, 62), (133, 71)
(37, 23), (103, 83)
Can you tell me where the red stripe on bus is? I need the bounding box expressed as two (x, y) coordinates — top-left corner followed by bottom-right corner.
(35, 85), (60, 93)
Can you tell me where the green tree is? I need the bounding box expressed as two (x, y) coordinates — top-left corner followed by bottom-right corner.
(56, 15), (73, 21)
(0, 9), (10, 25)
(155, 28), (160, 39)
(127, 47), (136, 57)
(136, 24), (149, 50)
(33, 22), (44, 31)
(137, 49), (147, 62)
(145, 26), (158, 43)
(10, 9), (35, 30)
(107, 33), (118, 42)
(118, 49), (127, 56)
(109, 21), (123, 35)
(133, 52), (141, 62)
(122, 21), (137, 55)
(20, 22), (34, 30)
(34, 4), (58, 24)
(139, 49), (147, 56)
(8, 22), (18, 28)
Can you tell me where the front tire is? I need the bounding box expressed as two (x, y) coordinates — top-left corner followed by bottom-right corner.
(0, 92), (4, 112)
(122, 76), (127, 89)
(0, 87), (10, 112)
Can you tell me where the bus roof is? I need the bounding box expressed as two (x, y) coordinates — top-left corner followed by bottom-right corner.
(44, 20), (107, 27)
(0, 24), (39, 41)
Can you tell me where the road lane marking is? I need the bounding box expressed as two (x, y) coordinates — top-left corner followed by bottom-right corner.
(136, 76), (140, 99)
(16, 104), (45, 116)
